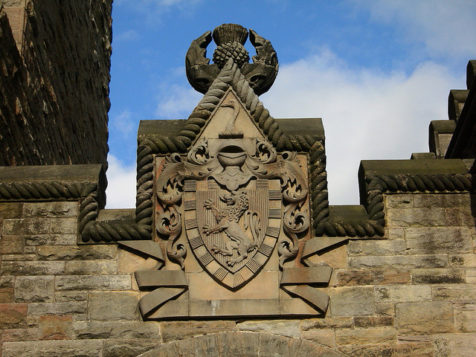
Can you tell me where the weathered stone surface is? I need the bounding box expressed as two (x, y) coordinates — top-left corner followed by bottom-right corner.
(336, 269), (410, 286)
(24, 234), (77, 246)
(0, 287), (14, 302)
(103, 339), (158, 357)
(347, 239), (406, 256)
(74, 321), (160, 339)
(0, 203), (23, 219)
(335, 326), (396, 345)
(385, 195), (413, 208)
(14, 276), (54, 302)
(0, 235), (24, 254)
(432, 284), (476, 302)
(405, 227), (472, 254)
(396, 301), (454, 334)
(433, 333), (476, 357)
(1, 261), (65, 275)
(89, 292), (138, 321)
(300, 317), (354, 330)
(55, 291), (88, 302)
(449, 254), (476, 267)
(413, 193), (471, 208)
(354, 316), (394, 328)
(330, 287), (375, 317)
(375, 285), (431, 302)
(55, 275), (131, 291)
(338, 342), (434, 357)
(23, 202), (79, 218)
(349, 254), (447, 269)
(411, 268), (465, 284)
(64, 260), (117, 275)
(160, 320), (236, 342)
(28, 302), (88, 316)
(39, 315), (73, 340)
(387, 207), (446, 227)
(2, 340), (103, 357)
(454, 303), (476, 332)
(301, 328), (336, 348)
(2, 218), (51, 235)
(0, 303), (27, 328)
(49, 218), (78, 234)
(37, 245), (117, 260)
(237, 320), (300, 338)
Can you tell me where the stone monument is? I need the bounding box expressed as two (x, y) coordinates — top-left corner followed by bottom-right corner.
(1, 15), (476, 356)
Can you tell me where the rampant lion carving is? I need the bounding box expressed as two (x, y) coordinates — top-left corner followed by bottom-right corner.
(203, 191), (258, 267)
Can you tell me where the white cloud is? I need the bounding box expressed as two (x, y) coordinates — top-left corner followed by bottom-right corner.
(110, 110), (136, 139)
(105, 155), (136, 209)
(263, 50), (462, 204)
(353, 0), (476, 58)
(155, 84), (201, 118)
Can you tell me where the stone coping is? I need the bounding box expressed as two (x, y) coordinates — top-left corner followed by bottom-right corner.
(359, 159), (468, 177)
(0, 164), (104, 183)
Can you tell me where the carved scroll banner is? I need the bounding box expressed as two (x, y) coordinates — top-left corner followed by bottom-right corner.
(123, 24), (343, 320)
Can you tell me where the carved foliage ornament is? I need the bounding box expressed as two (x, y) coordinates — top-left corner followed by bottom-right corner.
(186, 23), (279, 96)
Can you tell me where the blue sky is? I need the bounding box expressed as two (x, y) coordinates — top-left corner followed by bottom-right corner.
(106, 0), (476, 208)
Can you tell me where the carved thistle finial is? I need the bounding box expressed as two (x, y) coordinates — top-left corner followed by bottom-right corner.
(185, 23), (279, 96)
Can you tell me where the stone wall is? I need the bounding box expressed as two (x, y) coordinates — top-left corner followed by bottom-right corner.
(0, 0), (112, 167)
(0, 191), (474, 356)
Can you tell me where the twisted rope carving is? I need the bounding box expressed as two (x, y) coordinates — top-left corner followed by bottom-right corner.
(0, 181), (96, 200)
(82, 221), (151, 242)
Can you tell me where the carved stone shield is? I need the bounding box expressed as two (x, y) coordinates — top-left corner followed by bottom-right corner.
(184, 178), (281, 289)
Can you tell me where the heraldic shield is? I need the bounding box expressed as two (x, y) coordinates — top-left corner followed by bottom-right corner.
(184, 177), (282, 289)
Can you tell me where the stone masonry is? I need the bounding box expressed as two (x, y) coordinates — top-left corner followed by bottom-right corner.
(0, 0), (112, 167)
(0, 192), (475, 356)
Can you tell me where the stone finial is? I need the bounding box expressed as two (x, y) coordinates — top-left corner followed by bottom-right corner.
(185, 23), (279, 96)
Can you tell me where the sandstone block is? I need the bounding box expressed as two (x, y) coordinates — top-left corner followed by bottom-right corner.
(89, 292), (138, 321)
(396, 301), (454, 334)
(0, 303), (27, 328)
(28, 302), (87, 316)
(55, 291), (88, 302)
(413, 193), (470, 208)
(449, 254), (476, 267)
(349, 254), (447, 269)
(387, 207), (446, 227)
(375, 285), (431, 302)
(301, 328), (335, 348)
(39, 315), (73, 340)
(37, 245), (117, 260)
(411, 268), (464, 284)
(354, 316), (394, 327)
(103, 339), (158, 357)
(347, 239), (406, 256)
(300, 317), (353, 330)
(330, 287), (375, 317)
(432, 284), (476, 302)
(339, 342), (434, 357)
(15, 276), (54, 302)
(237, 320), (300, 338)
(0, 287), (14, 302)
(160, 320), (236, 342)
(2, 340), (103, 357)
(23, 202), (79, 218)
(74, 321), (160, 339)
(335, 326), (396, 345)
(336, 269), (410, 286)
(405, 227), (472, 254)
(0, 234), (24, 254)
(1, 328), (40, 342)
(445, 207), (474, 226)
(455, 303), (476, 332)
(1, 261), (65, 275)
(55, 275), (131, 290)
(2, 218), (50, 235)
(49, 218), (78, 234)
(433, 333), (476, 357)
(385, 195), (413, 208)
(65, 260), (117, 274)
(25, 234), (77, 246)
(0, 203), (23, 219)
